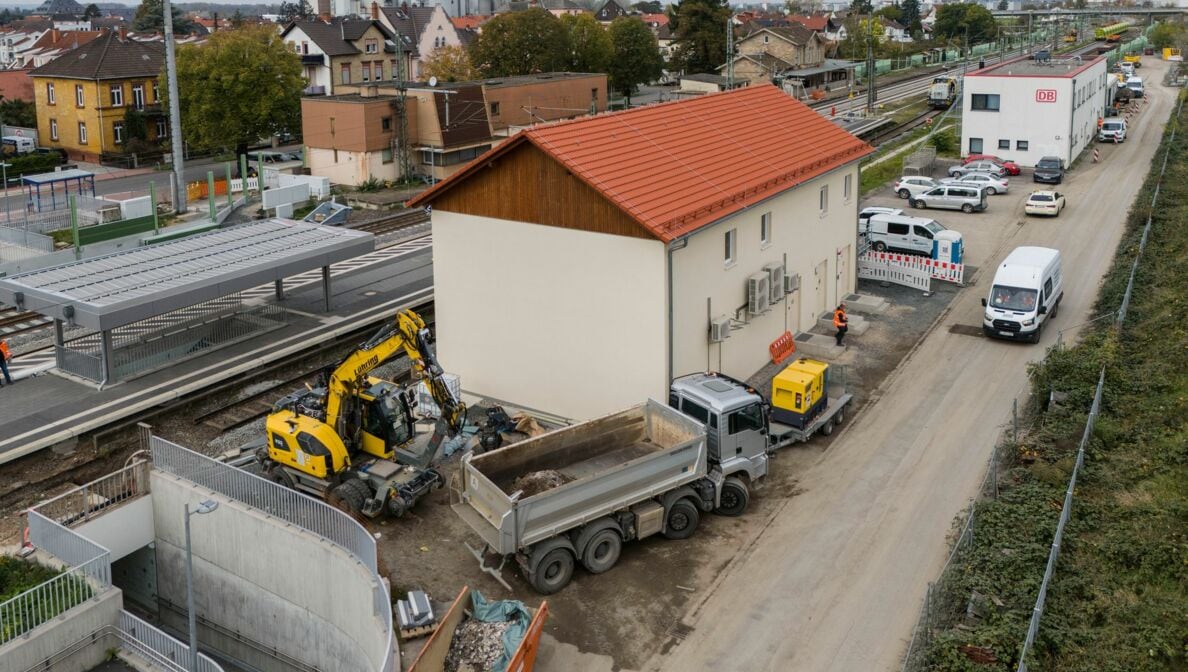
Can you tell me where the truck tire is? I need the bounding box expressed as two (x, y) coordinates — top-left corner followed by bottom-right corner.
(328, 479), (369, 516)
(715, 478), (750, 517)
(581, 529), (622, 574)
(835, 406), (845, 425)
(271, 467), (295, 491)
(663, 499), (700, 540)
(822, 419), (835, 436)
(529, 548), (575, 594)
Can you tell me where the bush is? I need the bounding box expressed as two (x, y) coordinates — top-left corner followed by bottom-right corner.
(927, 128), (957, 154)
(356, 177), (383, 193)
(3, 152), (65, 177)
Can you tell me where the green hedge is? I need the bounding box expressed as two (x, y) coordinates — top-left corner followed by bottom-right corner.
(4, 152), (65, 178)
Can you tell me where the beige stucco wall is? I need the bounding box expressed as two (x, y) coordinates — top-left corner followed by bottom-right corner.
(670, 163), (860, 382)
(308, 146), (399, 186)
(432, 211), (669, 420)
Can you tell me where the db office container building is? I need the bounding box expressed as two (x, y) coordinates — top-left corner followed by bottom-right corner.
(960, 55), (1109, 168)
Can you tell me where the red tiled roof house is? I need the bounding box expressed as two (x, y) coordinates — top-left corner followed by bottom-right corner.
(411, 86), (873, 419)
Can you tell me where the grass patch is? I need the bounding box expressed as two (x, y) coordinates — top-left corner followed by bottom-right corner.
(0, 555), (62, 602)
(915, 93), (1188, 671)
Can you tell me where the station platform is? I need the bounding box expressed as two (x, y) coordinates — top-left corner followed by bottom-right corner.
(0, 241), (433, 465)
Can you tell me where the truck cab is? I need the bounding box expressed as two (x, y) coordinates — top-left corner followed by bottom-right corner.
(670, 373), (769, 485)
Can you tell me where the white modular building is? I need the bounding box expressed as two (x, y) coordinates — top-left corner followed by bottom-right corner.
(960, 55), (1109, 167)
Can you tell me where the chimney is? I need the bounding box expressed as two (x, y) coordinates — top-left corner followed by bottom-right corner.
(49, 27), (59, 43)
(118, 25), (126, 41)
(370, 1), (379, 19)
(212, 11), (218, 32)
(320, 12), (332, 23)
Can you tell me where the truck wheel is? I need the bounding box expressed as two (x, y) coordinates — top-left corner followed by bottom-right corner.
(715, 478), (750, 517)
(581, 530), (622, 574)
(328, 479), (368, 516)
(822, 419), (835, 436)
(529, 548), (575, 594)
(663, 499), (700, 540)
(835, 407), (845, 425)
(271, 468), (295, 490)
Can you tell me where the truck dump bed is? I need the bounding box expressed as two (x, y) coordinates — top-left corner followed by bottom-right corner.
(452, 399), (706, 555)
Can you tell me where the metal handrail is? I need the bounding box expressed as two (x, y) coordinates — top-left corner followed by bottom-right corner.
(31, 460), (150, 527)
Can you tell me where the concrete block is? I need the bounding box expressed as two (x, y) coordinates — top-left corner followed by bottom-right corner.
(793, 332), (846, 360)
(816, 311), (870, 336)
(843, 292), (889, 314)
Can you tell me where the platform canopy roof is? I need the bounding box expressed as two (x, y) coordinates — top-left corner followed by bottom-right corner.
(0, 219), (374, 331)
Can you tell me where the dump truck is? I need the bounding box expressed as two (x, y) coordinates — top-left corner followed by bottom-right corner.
(453, 394), (768, 594)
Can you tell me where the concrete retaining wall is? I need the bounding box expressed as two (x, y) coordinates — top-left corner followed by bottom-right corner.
(0, 587), (122, 672)
(74, 496), (154, 563)
(150, 472), (386, 672)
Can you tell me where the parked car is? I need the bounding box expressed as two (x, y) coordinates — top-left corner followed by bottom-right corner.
(893, 176), (940, 199)
(942, 172), (1010, 195)
(864, 213), (950, 255)
(1024, 190), (1066, 216)
(1033, 156), (1065, 184)
(949, 160), (1008, 179)
(963, 154), (1022, 175)
(859, 206), (903, 230)
(1098, 118), (1127, 143)
(911, 184), (988, 213)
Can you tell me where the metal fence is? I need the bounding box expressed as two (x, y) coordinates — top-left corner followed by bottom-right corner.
(33, 461), (150, 528)
(148, 432), (396, 672)
(55, 343), (104, 382)
(119, 609), (223, 672)
(0, 225), (54, 252)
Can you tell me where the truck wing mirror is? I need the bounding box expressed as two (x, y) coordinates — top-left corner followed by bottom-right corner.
(981, 298), (987, 307)
(1038, 305), (1047, 315)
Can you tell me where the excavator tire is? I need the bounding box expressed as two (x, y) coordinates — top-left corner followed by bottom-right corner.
(328, 479), (370, 516)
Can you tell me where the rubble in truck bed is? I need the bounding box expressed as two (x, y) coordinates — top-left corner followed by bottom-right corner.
(443, 619), (512, 672)
(509, 470), (574, 498)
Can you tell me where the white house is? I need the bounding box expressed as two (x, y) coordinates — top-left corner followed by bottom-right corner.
(411, 86), (873, 420)
(961, 54), (1109, 167)
(882, 19), (913, 43)
(379, 4), (463, 80)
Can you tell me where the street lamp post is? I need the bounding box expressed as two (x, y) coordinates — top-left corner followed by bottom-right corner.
(184, 500), (219, 672)
(0, 161), (10, 227)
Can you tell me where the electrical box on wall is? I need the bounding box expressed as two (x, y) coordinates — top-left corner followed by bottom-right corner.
(764, 263), (786, 303)
(784, 273), (800, 294)
(748, 272), (771, 316)
(709, 317), (731, 343)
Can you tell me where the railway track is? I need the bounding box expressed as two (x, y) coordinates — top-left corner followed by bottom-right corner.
(350, 208), (431, 236)
(0, 310), (51, 336)
(192, 369), (322, 432)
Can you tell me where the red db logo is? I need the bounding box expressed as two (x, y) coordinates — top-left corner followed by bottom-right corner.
(1035, 89), (1058, 103)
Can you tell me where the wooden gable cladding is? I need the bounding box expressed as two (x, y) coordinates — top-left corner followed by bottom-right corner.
(426, 141), (656, 241)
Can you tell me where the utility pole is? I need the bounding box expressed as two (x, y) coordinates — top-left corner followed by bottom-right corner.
(394, 37), (410, 181)
(866, 14), (876, 114)
(726, 15), (734, 89)
(163, 0), (185, 214)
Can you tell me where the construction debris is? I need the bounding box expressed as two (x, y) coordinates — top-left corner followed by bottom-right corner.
(510, 470), (573, 498)
(443, 618), (511, 672)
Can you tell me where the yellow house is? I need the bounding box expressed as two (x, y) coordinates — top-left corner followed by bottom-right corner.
(30, 30), (166, 163)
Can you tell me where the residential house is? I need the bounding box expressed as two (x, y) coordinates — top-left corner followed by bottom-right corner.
(50, 15), (92, 31)
(30, 29), (166, 162)
(408, 85), (873, 420)
(882, 19), (912, 43)
(379, 3), (464, 80)
(723, 25), (851, 92)
(450, 15), (490, 32)
(673, 73), (749, 97)
(19, 28), (103, 69)
(33, 0), (83, 14)
(789, 13), (846, 42)
(281, 16), (402, 96)
(0, 29), (47, 69)
(304, 71), (607, 184)
(593, 0), (628, 24)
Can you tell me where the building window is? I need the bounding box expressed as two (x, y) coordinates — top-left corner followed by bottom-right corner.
(969, 137), (984, 154)
(156, 117), (167, 138)
(763, 35), (769, 43)
(390, 59), (398, 79)
(109, 84), (123, 107)
(760, 212), (771, 247)
(374, 61), (384, 79)
(340, 64), (351, 84)
(819, 185), (828, 214)
(724, 228), (736, 265)
(843, 174), (852, 202)
(50, 118), (58, 140)
(152, 82), (160, 102)
(970, 93), (1000, 111)
(46, 82), (55, 104)
(75, 84), (84, 107)
(591, 88), (598, 101)
(113, 120), (124, 144)
(301, 41), (309, 54)
(362, 63), (370, 82)
(78, 122), (87, 144)
(382, 147), (394, 163)
(490, 101), (500, 115)
(132, 84), (144, 110)
(365, 39), (378, 53)
(381, 116), (392, 131)
(1016, 140), (1029, 151)
(998, 139), (1010, 150)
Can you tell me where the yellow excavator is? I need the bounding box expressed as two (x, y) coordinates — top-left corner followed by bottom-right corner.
(258, 309), (466, 518)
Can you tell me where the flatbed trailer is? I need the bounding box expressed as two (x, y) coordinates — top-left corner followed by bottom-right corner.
(769, 391), (854, 448)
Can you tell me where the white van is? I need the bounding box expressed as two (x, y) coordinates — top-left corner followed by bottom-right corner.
(864, 213), (952, 256)
(982, 246), (1064, 343)
(1, 135), (34, 154)
(1126, 76), (1144, 98)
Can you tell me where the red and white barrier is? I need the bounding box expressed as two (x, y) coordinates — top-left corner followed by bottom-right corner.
(860, 251), (966, 284)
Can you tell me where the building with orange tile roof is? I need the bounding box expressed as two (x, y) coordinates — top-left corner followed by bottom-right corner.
(411, 85), (874, 419)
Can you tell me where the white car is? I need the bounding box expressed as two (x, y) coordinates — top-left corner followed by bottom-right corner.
(893, 176), (940, 200)
(858, 206), (903, 230)
(942, 172), (1010, 195)
(1024, 190), (1066, 216)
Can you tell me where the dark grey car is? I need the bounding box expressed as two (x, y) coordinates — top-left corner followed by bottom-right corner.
(1033, 156), (1064, 184)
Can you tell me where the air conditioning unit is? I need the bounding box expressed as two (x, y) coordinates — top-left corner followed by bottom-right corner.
(764, 262), (785, 303)
(784, 273), (800, 294)
(747, 272), (770, 316)
(709, 317), (731, 343)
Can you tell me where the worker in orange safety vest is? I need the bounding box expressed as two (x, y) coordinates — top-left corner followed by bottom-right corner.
(833, 304), (848, 346)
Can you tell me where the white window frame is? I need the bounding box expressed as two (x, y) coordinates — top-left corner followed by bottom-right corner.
(47, 82), (55, 104)
(760, 212), (771, 248)
(75, 84), (84, 107)
(113, 120), (124, 144)
(132, 84), (145, 110)
(78, 121), (87, 144)
(365, 39), (378, 53)
(50, 118), (58, 140)
(819, 184), (829, 216)
(724, 228), (737, 267)
(843, 174), (852, 202)
(156, 117), (168, 138)
(109, 84), (123, 107)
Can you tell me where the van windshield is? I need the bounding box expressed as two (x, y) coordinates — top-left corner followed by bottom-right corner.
(990, 285), (1038, 312)
(924, 221), (944, 234)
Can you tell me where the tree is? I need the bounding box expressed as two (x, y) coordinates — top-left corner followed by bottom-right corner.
(561, 13), (613, 73)
(668, 0), (731, 74)
(1149, 22), (1183, 49)
(83, 3), (100, 18)
(230, 9), (246, 28)
(279, 0), (313, 23)
(875, 5), (901, 22)
(850, 0), (873, 15)
(0, 98), (36, 128)
(173, 25), (304, 158)
(422, 45), (478, 82)
(932, 3), (997, 44)
(469, 8), (570, 77)
(633, 0), (663, 12)
(608, 16), (663, 100)
(133, 0), (194, 33)
(899, 0), (921, 33)
(996, 0), (1008, 9)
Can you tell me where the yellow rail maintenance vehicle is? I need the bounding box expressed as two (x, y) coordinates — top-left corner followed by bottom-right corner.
(259, 309), (467, 518)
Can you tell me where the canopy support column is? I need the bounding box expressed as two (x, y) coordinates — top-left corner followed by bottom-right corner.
(322, 266), (331, 312)
(275, 279), (284, 301)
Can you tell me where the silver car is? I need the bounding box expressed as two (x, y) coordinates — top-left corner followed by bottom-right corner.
(942, 172), (1010, 195)
(948, 160), (1007, 178)
(911, 184), (988, 213)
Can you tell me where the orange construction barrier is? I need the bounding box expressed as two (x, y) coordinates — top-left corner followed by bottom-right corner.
(769, 331), (796, 365)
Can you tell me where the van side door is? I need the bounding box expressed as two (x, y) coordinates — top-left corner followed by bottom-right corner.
(912, 223), (935, 255)
(887, 221), (910, 251)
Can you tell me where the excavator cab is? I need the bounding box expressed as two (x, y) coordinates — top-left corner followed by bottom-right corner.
(359, 381), (416, 459)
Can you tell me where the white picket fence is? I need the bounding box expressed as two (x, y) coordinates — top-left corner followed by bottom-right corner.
(229, 177), (260, 193)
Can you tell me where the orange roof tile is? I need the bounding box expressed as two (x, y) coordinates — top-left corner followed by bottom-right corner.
(450, 15), (489, 30)
(412, 85), (873, 242)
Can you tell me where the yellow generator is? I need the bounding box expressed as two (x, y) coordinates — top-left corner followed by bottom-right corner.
(771, 358), (829, 430)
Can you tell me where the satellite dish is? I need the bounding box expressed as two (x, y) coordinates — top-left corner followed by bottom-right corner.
(428, 76), (438, 87)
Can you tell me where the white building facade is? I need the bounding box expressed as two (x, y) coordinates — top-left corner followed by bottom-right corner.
(961, 55), (1109, 167)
